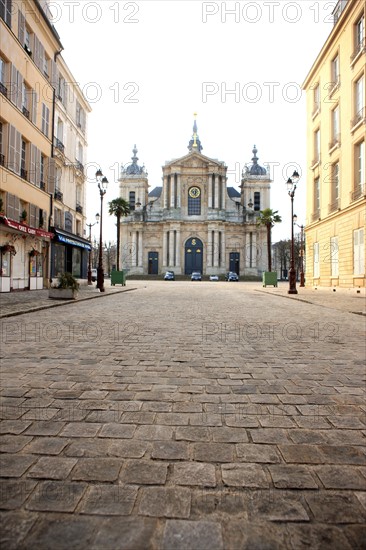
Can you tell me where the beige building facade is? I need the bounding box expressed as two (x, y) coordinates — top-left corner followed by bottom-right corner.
(119, 121), (271, 277)
(0, 0), (91, 292)
(303, 0), (365, 287)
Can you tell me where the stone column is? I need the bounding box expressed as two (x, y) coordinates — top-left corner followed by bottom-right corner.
(176, 228), (181, 267)
(131, 232), (137, 267)
(163, 231), (168, 267)
(221, 230), (226, 268)
(214, 176), (219, 209)
(207, 229), (212, 267)
(138, 231), (143, 266)
(214, 230), (219, 267)
(163, 176), (168, 208)
(169, 230), (175, 267)
(208, 174), (213, 208)
(177, 174), (181, 207)
(170, 177), (175, 208)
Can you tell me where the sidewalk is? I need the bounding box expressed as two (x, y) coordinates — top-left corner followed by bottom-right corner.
(257, 281), (366, 316)
(0, 280), (136, 319)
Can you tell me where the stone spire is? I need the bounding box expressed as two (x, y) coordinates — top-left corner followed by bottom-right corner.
(188, 113), (203, 153)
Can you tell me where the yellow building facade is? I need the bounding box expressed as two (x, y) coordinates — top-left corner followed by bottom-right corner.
(0, 0), (91, 291)
(303, 0), (365, 287)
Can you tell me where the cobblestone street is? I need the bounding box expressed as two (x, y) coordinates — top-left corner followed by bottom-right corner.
(0, 281), (365, 549)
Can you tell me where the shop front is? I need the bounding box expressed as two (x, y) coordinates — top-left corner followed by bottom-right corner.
(0, 215), (53, 292)
(51, 229), (91, 280)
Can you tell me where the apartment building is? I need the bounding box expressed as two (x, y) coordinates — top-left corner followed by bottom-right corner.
(0, 0), (91, 292)
(303, 0), (365, 287)
(50, 55), (91, 279)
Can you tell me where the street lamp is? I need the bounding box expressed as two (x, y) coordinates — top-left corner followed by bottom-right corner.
(286, 170), (300, 294)
(96, 169), (108, 292)
(293, 214), (305, 287)
(86, 213), (100, 285)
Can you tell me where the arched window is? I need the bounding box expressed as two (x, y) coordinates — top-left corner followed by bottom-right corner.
(129, 191), (135, 211)
(188, 186), (201, 215)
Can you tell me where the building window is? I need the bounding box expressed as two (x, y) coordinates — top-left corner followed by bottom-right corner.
(57, 75), (65, 103)
(355, 140), (365, 196)
(40, 155), (45, 188)
(329, 162), (340, 213)
(353, 14), (365, 58)
(354, 228), (364, 275)
(330, 105), (340, 148)
(42, 103), (50, 137)
(331, 54), (340, 88)
(0, 121), (4, 166)
(0, 0), (12, 27)
(76, 101), (85, 131)
(54, 207), (62, 229)
(330, 236), (339, 277)
(313, 129), (320, 165)
(188, 187), (201, 215)
(313, 242), (320, 278)
(313, 83), (320, 115)
(129, 191), (135, 211)
(21, 139), (27, 180)
(254, 191), (260, 211)
(65, 211), (73, 233)
(0, 55), (8, 97)
(353, 74), (365, 126)
(314, 177), (320, 214)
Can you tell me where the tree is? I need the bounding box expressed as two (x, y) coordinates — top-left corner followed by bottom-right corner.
(108, 198), (130, 271)
(257, 208), (282, 272)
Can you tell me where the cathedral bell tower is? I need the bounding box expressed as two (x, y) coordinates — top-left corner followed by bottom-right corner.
(119, 145), (149, 212)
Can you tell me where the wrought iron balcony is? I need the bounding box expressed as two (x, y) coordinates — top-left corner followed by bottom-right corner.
(350, 107), (365, 129)
(54, 189), (63, 202)
(22, 106), (30, 119)
(75, 160), (84, 173)
(328, 199), (340, 214)
(0, 153), (4, 167)
(329, 134), (341, 150)
(76, 203), (83, 214)
(350, 187), (365, 202)
(311, 210), (320, 223)
(40, 181), (45, 191)
(0, 82), (7, 97)
(55, 138), (65, 153)
(350, 38), (366, 63)
(20, 168), (28, 180)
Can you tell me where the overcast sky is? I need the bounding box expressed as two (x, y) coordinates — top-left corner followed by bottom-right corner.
(50, 0), (333, 243)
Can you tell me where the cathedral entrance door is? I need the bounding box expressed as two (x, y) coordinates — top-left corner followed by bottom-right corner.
(229, 252), (240, 274)
(148, 252), (159, 274)
(185, 238), (203, 275)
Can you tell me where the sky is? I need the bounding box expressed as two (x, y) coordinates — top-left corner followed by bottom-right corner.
(49, 0), (334, 243)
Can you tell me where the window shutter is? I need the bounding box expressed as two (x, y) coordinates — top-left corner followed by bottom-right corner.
(18, 10), (25, 45)
(29, 144), (36, 184)
(17, 72), (23, 110)
(8, 125), (21, 175)
(33, 35), (41, 70)
(50, 60), (59, 89)
(10, 64), (17, 105)
(6, 192), (15, 219)
(29, 204), (37, 227)
(35, 147), (41, 186)
(46, 157), (56, 195)
(31, 90), (37, 124)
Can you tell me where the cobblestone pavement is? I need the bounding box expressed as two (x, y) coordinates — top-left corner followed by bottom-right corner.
(0, 281), (365, 549)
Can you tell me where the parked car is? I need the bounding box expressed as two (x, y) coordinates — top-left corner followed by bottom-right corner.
(209, 275), (219, 281)
(191, 271), (202, 281)
(225, 271), (239, 282)
(91, 268), (97, 282)
(164, 271), (175, 281)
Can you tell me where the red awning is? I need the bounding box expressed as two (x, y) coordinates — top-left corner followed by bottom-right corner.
(0, 216), (54, 238)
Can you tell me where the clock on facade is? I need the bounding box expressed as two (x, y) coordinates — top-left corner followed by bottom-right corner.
(189, 186), (201, 198)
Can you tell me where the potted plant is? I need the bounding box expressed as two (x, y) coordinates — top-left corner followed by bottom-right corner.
(0, 243), (17, 255)
(20, 209), (27, 223)
(257, 208), (282, 287)
(49, 272), (80, 300)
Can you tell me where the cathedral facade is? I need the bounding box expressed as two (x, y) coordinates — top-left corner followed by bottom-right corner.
(119, 120), (271, 277)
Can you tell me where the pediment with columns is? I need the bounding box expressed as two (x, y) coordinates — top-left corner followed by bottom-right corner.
(163, 152), (225, 173)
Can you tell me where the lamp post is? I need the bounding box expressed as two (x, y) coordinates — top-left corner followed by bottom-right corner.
(286, 170), (300, 295)
(86, 213), (100, 285)
(293, 214), (305, 287)
(96, 169), (108, 292)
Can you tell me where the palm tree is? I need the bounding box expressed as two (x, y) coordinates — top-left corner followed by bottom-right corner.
(257, 208), (282, 272)
(108, 198), (130, 271)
